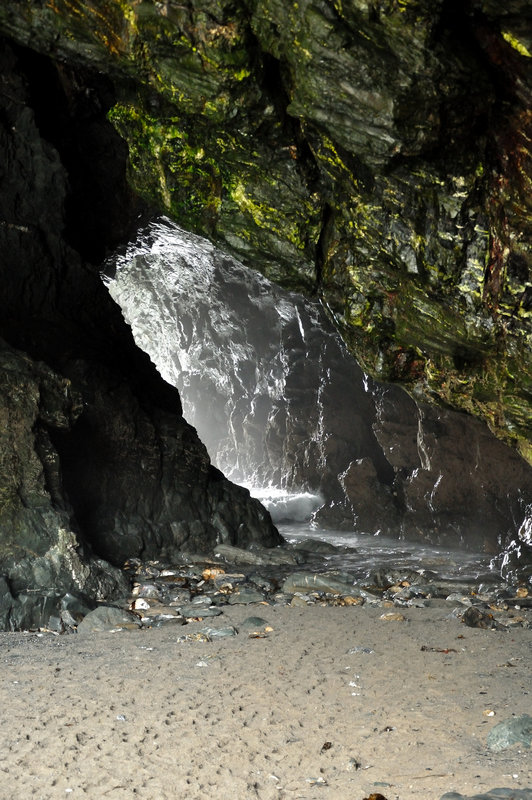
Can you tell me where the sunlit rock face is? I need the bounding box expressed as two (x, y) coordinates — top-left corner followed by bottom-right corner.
(106, 219), (532, 565)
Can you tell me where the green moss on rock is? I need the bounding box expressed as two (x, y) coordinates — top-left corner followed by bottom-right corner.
(1, 0), (531, 462)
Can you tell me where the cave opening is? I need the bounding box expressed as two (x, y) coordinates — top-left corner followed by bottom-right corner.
(101, 217), (532, 582)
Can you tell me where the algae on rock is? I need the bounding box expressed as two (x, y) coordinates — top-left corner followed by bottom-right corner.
(0, 0), (531, 462)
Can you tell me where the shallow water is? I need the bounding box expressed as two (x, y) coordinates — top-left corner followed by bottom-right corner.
(279, 521), (498, 586)
(249, 486), (499, 586)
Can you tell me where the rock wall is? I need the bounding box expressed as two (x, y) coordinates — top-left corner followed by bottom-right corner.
(0, 0), (529, 460)
(0, 2), (531, 625)
(0, 38), (279, 629)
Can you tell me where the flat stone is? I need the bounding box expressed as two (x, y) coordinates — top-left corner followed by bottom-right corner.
(76, 606), (142, 634)
(179, 604), (223, 619)
(227, 588), (266, 604)
(487, 714), (532, 752)
(214, 543), (298, 566)
(292, 539), (341, 555)
(282, 572), (359, 597)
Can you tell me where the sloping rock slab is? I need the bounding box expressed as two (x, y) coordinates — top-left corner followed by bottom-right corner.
(76, 606), (142, 634)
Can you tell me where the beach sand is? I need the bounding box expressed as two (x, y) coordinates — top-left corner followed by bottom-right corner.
(0, 602), (530, 800)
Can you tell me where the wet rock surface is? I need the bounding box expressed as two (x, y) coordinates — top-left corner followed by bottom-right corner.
(0, 2), (532, 627)
(106, 220), (532, 564)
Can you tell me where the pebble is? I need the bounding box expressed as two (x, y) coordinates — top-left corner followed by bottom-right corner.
(70, 554), (531, 641)
(379, 611), (406, 622)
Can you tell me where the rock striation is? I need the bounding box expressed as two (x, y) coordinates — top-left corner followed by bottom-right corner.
(1, 0), (529, 459)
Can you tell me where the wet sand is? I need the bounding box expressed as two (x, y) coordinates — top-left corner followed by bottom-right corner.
(0, 602), (530, 800)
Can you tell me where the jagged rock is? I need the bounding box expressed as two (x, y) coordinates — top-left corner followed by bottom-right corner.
(105, 220), (532, 564)
(0, 0), (531, 614)
(0, 38), (280, 629)
(1, 0), (529, 461)
(0, 342), (129, 628)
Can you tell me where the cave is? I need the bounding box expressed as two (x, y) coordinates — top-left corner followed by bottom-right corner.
(0, 2), (531, 631)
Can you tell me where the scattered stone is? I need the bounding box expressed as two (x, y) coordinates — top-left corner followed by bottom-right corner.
(132, 583), (162, 599)
(247, 573), (276, 592)
(371, 568), (435, 589)
(446, 593), (473, 605)
(462, 606), (508, 631)
(487, 714), (532, 752)
(76, 606), (142, 634)
(213, 573), (247, 591)
(176, 632), (211, 642)
(379, 611), (406, 622)
(202, 567), (226, 581)
(227, 587), (266, 604)
(240, 616), (272, 633)
(282, 571), (358, 596)
(290, 594), (310, 607)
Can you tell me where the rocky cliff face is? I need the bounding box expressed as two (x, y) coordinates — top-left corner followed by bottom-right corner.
(1, 0), (529, 460)
(0, 36), (279, 629)
(0, 1), (531, 626)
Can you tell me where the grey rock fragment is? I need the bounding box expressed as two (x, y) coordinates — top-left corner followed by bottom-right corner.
(179, 604), (222, 619)
(76, 606), (142, 634)
(227, 588), (266, 605)
(487, 714), (532, 752)
(282, 572), (359, 596)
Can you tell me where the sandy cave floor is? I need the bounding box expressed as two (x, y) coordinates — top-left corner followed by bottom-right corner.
(0, 602), (530, 800)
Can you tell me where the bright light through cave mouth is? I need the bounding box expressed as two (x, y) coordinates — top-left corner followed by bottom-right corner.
(103, 217), (532, 583)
